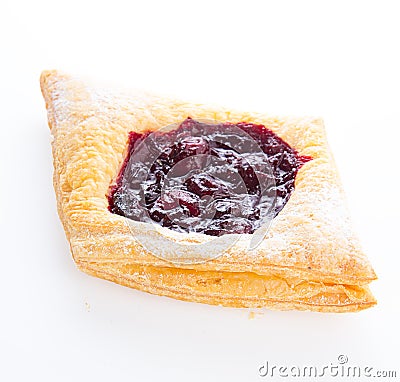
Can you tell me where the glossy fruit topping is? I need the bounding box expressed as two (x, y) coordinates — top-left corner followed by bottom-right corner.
(108, 118), (311, 236)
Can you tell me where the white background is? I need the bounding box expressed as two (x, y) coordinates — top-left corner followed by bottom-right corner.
(1, 1), (399, 381)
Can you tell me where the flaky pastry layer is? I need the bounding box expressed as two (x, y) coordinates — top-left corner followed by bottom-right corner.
(78, 260), (375, 312)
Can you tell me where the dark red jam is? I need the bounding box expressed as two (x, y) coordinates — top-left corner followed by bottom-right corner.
(108, 118), (311, 236)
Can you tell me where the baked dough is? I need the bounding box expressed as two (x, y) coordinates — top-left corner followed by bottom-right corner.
(40, 70), (377, 312)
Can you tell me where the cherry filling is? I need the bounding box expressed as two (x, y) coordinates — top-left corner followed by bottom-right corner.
(108, 118), (311, 236)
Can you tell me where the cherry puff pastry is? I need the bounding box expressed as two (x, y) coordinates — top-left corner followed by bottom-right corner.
(40, 70), (377, 312)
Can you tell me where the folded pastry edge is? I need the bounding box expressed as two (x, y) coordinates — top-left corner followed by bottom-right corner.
(76, 260), (377, 313)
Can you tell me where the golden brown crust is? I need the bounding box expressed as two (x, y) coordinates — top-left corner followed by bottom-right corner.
(41, 70), (377, 312)
(78, 261), (376, 312)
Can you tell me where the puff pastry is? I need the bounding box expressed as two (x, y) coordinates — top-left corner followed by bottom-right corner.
(40, 70), (377, 312)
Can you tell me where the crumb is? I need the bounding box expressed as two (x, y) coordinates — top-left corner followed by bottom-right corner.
(248, 310), (264, 319)
(84, 301), (91, 312)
